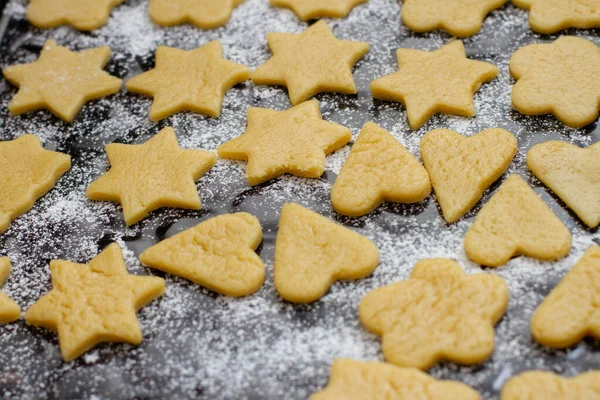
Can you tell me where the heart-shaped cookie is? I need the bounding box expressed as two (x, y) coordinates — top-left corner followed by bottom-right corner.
(501, 371), (600, 400)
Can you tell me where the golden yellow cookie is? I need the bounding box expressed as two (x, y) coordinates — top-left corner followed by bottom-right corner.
(501, 371), (600, 400)
(2, 40), (122, 123)
(0, 258), (20, 324)
(331, 122), (431, 217)
(87, 127), (216, 226)
(217, 100), (351, 186)
(464, 175), (572, 267)
(25, 243), (165, 362)
(274, 203), (379, 303)
(26, 0), (123, 31)
(421, 128), (517, 223)
(371, 40), (498, 130)
(513, 0), (600, 34)
(252, 20), (369, 106)
(140, 213), (264, 297)
(149, 0), (244, 29)
(270, 0), (368, 21)
(510, 36), (600, 128)
(311, 359), (480, 400)
(527, 141), (600, 229)
(0, 135), (71, 234)
(401, 0), (506, 37)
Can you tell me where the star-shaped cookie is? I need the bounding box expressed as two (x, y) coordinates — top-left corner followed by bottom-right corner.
(252, 20), (369, 106)
(501, 371), (600, 400)
(149, 0), (244, 29)
(0, 258), (20, 324)
(25, 243), (165, 361)
(0, 135), (71, 234)
(87, 127), (216, 225)
(513, 0), (600, 34)
(359, 258), (508, 370)
(26, 0), (123, 31)
(371, 40), (498, 130)
(217, 100), (351, 186)
(270, 0), (368, 21)
(2, 40), (122, 123)
(126, 41), (250, 121)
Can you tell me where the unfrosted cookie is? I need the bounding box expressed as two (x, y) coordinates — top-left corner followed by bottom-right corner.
(25, 243), (165, 361)
(140, 213), (265, 297)
(371, 40), (498, 130)
(0, 135), (71, 234)
(27, 0), (123, 31)
(513, 0), (600, 34)
(510, 36), (600, 128)
(421, 128), (517, 223)
(0, 258), (20, 324)
(252, 20), (369, 106)
(149, 0), (243, 29)
(331, 122), (431, 217)
(87, 127), (216, 226)
(359, 258), (508, 370)
(270, 0), (367, 21)
(464, 175), (572, 267)
(2, 40), (122, 122)
(501, 371), (600, 400)
(274, 203), (379, 303)
(217, 100), (351, 186)
(527, 141), (600, 229)
(311, 359), (480, 400)
(126, 41), (250, 121)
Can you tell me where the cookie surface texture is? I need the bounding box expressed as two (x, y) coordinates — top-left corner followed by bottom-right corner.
(270, 0), (367, 20)
(513, 0), (600, 33)
(501, 371), (600, 400)
(149, 0), (243, 29)
(0, 258), (21, 324)
(27, 0), (123, 30)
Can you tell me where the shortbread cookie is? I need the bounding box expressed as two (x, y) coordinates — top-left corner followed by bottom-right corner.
(149, 0), (243, 29)
(0, 135), (71, 234)
(2, 40), (122, 122)
(311, 359), (480, 400)
(401, 0), (506, 37)
(359, 258), (508, 370)
(126, 42), (250, 121)
(25, 243), (165, 361)
(510, 36), (600, 128)
(140, 213), (265, 297)
(274, 203), (379, 303)
(464, 175), (572, 267)
(0, 258), (20, 324)
(371, 40), (498, 130)
(513, 0), (600, 34)
(252, 20), (369, 106)
(527, 141), (600, 229)
(421, 128), (517, 223)
(501, 371), (600, 400)
(218, 100), (351, 186)
(331, 122), (431, 217)
(270, 0), (367, 21)
(530, 246), (600, 349)
(87, 127), (216, 226)
(27, 0), (123, 31)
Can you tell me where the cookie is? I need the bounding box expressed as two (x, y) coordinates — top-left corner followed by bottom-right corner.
(331, 122), (431, 217)
(530, 246), (600, 349)
(527, 141), (600, 229)
(359, 258), (508, 370)
(0, 258), (21, 324)
(217, 100), (351, 186)
(251, 20), (369, 106)
(87, 127), (216, 226)
(140, 213), (265, 297)
(510, 36), (600, 128)
(501, 371), (600, 400)
(27, 0), (123, 31)
(270, 0), (367, 21)
(311, 359), (480, 400)
(126, 41), (250, 121)
(421, 128), (517, 223)
(464, 175), (572, 267)
(513, 0), (600, 34)
(149, 0), (243, 29)
(25, 243), (165, 362)
(274, 203), (379, 303)
(2, 40), (122, 122)
(0, 135), (71, 234)
(371, 40), (498, 130)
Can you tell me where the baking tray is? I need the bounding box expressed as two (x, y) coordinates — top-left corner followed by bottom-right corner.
(0, 0), (598, 399)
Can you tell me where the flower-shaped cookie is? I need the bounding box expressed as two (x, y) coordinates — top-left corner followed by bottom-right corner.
(0, 258), (20, 324)
(149, 0), (244, 29)
(501, 371), (600, 400)
(27, 0), (123, 31)
(359, 258), (508, 370)
(270, 0), (368, 21)
(513, 0), (600, 34)
(510, 36), (600, 128)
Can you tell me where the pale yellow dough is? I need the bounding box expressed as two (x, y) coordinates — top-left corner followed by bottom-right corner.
(421, 128), (517, 223)
(0, 135), (71, 234)
(217, 100), (351, 186)
(464, 175), (572, 268)
(0, 258), (21, 324)
(331, 122), (431, 217)
(371, 40), (498, 130)
(27, 0), (123, 31)
(274, 203), (379, 303)
(513, 0), (600, 34)
(140, 213), (265, 297)
(149, 0), (244, 29)
(252, 20), (369, 106)
(501, 371), (600, 400)
(270, 0), (368, 21)
(359, 258), (508, 370)
(311, 359), (480, 400)
(2, 40), (122, 122)
(87, 127), (216, 226)
(510, 36), (600, 128)
(527, 141), (600, 229)
(25, 243), (165, 362)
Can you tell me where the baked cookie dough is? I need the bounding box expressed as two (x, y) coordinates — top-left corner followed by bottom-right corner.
(501, 370), (600, 400)
(270, 0), (367, 21)
(149, 0), (244, 29)
(0, 258), (20, 324)
(27, 0), (123, 31)
(359, 258), (508, 370)
(513, 0), (600, 34)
